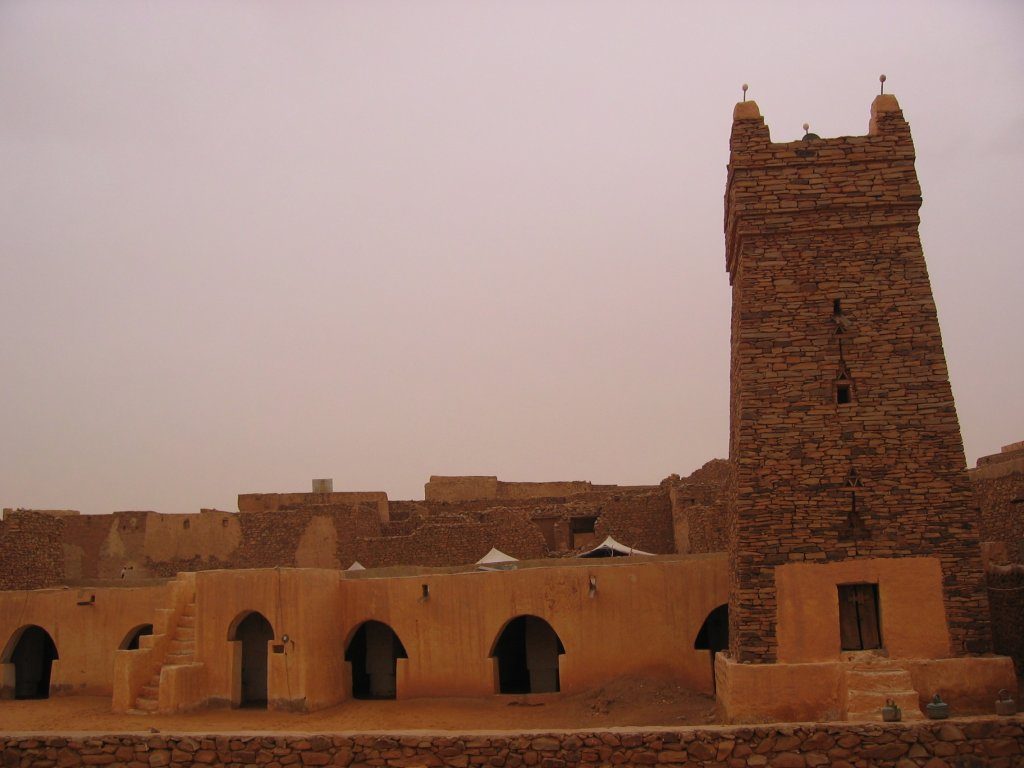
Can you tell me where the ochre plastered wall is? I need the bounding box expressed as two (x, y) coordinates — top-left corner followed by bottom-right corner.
(774, 557), (949, 663)
(341, 554), (728, 699)
(715, 653), (1015, 724)
(0, 557), (728, 709)
(0, 583), (170, 697)
(193, 568), (346, 711)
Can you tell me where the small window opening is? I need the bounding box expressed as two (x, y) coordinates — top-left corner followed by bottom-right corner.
(569, 516), (598, 549)
(837, 382), (852, 404)
(833, 298), (842, 315)
(838, 583), (882, 651)
(570, 517), (596, 534)
(183, 519), (190, 529)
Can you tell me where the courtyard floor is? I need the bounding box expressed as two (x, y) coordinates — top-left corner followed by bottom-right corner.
(0, 676), (719, 733)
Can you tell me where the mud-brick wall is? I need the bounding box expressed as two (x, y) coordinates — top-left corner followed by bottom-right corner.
(1, 720), (1021, 767)
(670, 459), (731, 554)
(350, 508), (549, 567)
(974, 471), (1024, 562)
(0, 512), (64, 590)
(724, 96), (991, 662)
(593, 488), (675, 554)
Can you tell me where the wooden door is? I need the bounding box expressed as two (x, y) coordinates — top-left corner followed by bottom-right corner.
(838, 584), (881, 650)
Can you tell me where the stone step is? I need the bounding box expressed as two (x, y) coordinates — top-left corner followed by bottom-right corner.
(181, 603), (196, 617)
(173, 626), (195, 641)
(845, 689), (922, 721)
(177, 614), (196, 628)
(135, 696), (158, 712)
(168, 639), (195, 653)
(844, 669), (915, 692)
(139, 684), (159, 699)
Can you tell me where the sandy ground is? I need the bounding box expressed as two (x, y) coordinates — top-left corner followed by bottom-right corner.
(0, 677), (719, 734)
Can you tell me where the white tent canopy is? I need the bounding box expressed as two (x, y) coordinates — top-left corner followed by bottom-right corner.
(476, 547), (518, 565)
(578, 536), (654, 558)
(347, 561), (366, 571)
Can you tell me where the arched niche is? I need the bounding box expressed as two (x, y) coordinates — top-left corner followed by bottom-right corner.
(2, 625), (59, 699)
(693, 603), (729, 692)
(228, 611), (275, 708)
(490, 615), (564, 694)
(344, 620), (408, 700)
(119, 624), (154, 651)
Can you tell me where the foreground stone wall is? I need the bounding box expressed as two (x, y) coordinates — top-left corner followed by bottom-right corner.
(1, 719), (1021, 767)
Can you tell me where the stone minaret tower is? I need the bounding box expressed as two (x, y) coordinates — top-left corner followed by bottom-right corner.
(723, 94), (991, 664)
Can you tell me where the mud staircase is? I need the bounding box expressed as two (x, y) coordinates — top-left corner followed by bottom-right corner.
(114, 572), (204, 715)
(841, 658), (923, 721)
(130, 598), (197, 713)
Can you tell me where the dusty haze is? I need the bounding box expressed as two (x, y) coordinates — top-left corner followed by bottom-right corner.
(1, 1), (1022, 514)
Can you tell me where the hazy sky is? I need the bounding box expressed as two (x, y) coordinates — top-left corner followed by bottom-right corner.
(2, 1), (1022, 514)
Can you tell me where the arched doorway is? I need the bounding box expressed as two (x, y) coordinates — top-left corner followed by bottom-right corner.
(491, 615), (564, 694)
(344, 620), (408, 699)
(228, 612), (274, 708)
(119, 624), (154, 651)
(694, 604), (728, 692)
(3, 625), (58, 699)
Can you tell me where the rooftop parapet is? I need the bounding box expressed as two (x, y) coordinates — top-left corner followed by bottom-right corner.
(725, 93), (917, 282)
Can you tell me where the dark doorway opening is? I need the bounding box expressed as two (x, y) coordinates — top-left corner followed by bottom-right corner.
(231, 612), (274, 708)
(491, 616), (564, 694)
(838, 583), (882, 651)
(694, 604), (729, 693)
(119, 624), (154, 651)
(345, 621), (408, 699)
(5, 626), (58, 699)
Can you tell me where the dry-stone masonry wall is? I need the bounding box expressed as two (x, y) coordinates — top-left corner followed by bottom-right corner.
(0, 486), (674, 589)
(724, 97), (991, 662)
(0, 511), (64, 591)
(1, 720), (1022, 767)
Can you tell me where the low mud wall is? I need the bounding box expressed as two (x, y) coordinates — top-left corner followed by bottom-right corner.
(1, 718), (1022, 767)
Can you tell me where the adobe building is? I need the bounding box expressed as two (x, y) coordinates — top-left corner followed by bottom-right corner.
(0, 91), (1020, 725)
